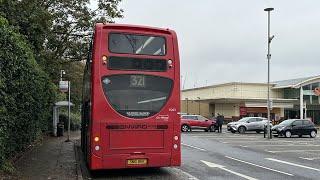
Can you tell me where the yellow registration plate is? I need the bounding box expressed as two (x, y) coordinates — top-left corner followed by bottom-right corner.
(127, 159), (147, 165)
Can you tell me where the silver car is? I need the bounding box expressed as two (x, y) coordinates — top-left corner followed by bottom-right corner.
(227, 117), (271, 134)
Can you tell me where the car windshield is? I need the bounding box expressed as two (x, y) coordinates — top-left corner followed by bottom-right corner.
(279, 119), (296, 126)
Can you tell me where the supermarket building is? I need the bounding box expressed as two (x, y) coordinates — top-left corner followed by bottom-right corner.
(181, 75), (320, 123)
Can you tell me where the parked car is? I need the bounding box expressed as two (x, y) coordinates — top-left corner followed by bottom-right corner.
(181, 115), (216, 132)
(271, 119), (317, 138)
(227, 117), (270, 134)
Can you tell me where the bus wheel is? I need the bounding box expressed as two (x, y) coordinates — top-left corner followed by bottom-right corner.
(181, 125), (190, 132)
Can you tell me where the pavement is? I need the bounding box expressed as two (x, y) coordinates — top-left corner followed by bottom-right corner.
(13, 131), (80, 180)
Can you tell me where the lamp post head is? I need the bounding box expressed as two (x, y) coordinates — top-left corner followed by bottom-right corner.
(264, 8), (274, 12)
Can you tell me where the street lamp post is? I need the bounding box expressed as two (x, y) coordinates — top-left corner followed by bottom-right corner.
(59, 70), (71, 142)
(264, 7), (274, 139)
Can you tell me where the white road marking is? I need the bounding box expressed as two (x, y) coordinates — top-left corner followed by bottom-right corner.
(181, 143), (206, 151)
(299, 157), (320, 161)
(267, 150), (320, 153)
(225, 156), (293, 176)
(171, 168), (200, 180)
(201, 160), (258, 180)
(266, 158), (320, 172)
(250, 144), (320, 147)
(239, 145), (248, 148)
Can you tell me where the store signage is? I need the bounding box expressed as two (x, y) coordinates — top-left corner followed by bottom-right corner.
(314, 87), (320, 96)
(239, 107), (247, 116)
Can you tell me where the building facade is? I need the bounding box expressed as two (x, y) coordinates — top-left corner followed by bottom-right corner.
(181, 76), (320, 124)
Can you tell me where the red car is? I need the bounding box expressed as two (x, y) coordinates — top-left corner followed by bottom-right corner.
(181, 115), (217, 132)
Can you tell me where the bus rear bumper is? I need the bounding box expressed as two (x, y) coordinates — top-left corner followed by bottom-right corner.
(89, 153), (178, 170)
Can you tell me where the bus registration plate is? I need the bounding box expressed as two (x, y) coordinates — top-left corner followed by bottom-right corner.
(127, 159), (147, 165)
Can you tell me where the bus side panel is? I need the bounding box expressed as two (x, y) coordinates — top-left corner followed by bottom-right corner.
(170, 30), (181, 166)
(88, 24), (104, 170)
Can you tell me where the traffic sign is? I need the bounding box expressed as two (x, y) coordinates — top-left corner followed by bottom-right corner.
(59, 81), (69, 93)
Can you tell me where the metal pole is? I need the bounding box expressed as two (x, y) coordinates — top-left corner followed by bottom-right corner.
(66, 81), (71, 142)
(264, 7), (274, 139)
(300, 86), (303, 119)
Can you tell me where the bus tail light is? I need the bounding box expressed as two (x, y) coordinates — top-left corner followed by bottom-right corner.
(94, 136), (100, 142)
(102, 55), (108, 64)
(168, 59), (173, 68)
(95, 145), (100, 151)
(173, 144), (178, 149)
(174, 136), (179, 141)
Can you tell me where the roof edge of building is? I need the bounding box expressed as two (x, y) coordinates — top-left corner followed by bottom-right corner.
(182, 82), (276, 92)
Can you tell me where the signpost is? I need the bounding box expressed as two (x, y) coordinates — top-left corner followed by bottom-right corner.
(59, 70), (71, 142)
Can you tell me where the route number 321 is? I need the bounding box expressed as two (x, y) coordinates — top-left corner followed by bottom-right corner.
(130, 75), (145, 87)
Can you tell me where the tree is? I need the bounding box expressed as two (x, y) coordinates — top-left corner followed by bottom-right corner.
(0, 0), (123, 107)
(1, 0), (123, 78)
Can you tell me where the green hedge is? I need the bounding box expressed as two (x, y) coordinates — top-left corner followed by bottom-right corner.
(59, 112), (81, 131)
(0, 16), (56, 169)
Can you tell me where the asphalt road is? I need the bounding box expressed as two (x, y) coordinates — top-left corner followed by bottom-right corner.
(77, 130), (320, 180)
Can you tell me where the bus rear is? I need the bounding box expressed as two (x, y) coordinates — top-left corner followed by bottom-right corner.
(84, 24), (181, 170)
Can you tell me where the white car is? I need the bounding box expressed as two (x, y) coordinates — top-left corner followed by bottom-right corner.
(227, 117), (271, 134)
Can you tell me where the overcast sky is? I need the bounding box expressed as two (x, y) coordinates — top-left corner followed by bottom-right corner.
(109, 0), (320, 89)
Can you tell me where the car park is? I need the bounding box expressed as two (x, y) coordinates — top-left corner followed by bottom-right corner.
(271, 119), (317, 138)
(181, 115), (217, 132)
(227, 117), (270, 134)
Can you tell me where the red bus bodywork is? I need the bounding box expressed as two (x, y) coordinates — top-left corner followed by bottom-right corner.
(81, 23), (181, 170)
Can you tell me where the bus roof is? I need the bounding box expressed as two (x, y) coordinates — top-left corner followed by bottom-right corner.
(96, 23), (174, 35)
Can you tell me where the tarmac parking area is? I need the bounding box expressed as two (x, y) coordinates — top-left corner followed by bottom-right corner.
(180, 130), (320, 180)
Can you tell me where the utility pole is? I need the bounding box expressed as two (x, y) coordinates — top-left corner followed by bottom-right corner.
(264, 7), (274, 139)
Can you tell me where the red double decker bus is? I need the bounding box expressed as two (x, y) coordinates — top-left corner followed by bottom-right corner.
(81, 23), (181, 170)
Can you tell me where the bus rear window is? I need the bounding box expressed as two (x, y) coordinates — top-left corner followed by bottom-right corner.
(109, 33), (166, 56)
(102, 74), (173, 119)
(108, 56), (167, 71)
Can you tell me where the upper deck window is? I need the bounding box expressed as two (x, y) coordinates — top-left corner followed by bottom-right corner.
(109, 33), (166, 56)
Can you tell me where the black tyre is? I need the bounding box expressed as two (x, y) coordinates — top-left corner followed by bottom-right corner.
(256, 130), (261, 134)
(209, 125), (216, 132)
(181, 124), (190, 132)
(238, 126), (246, 134)
(310, 130), (317, 138)
(285, 130), (292, 138)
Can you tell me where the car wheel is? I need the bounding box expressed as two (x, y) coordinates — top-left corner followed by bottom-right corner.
(298, 134), (302, 138)
(209, 125), (216, 132)
(256, 130), (261, 134)
(181, 125), (190, 132)
(310, 130), (317, 138)
(285, 130), (292, 138)
(238, 126), (246, 134)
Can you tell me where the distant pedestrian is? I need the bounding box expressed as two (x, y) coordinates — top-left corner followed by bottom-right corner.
(217, 113), (224, 133)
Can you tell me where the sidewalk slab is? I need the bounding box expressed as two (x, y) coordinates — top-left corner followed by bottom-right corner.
(14, 132), (80, 180)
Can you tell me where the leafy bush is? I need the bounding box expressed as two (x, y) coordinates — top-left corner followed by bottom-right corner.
(59, 112), (81, 131)
(0, 16), (56, 169)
